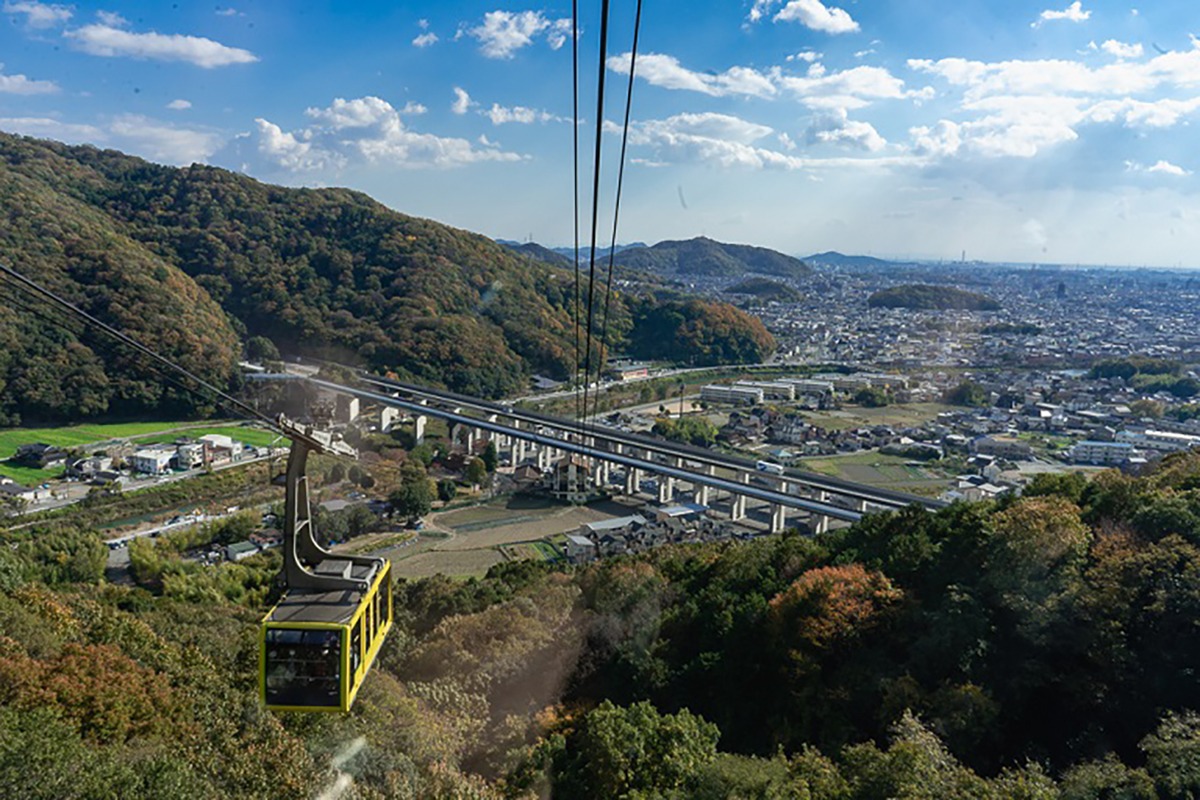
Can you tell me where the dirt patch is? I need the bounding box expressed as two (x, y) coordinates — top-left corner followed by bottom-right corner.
(438, 504), (620, 550)
(389, 549), (505, 579)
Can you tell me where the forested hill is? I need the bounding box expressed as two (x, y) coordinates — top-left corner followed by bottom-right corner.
(6, 438), (1200, 796)
(615, 236), (813, 279)
(868, 283), (1001, 311)
(0, 133), (772, 422)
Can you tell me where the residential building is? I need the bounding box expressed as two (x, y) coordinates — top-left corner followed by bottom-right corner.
(131, 446), (175, 475)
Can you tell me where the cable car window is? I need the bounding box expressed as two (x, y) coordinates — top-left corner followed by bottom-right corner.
(351, 621), (362, 677)
(263, 628), (341, 708)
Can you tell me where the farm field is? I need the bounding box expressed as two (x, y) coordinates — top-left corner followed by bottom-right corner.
(382, 495), (630, 578)
(797, 451), (950, 496)
(798, 402), (955, 431)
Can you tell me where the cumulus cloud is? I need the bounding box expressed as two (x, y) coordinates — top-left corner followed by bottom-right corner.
(620, 110), (913, 171)
(908, 48), (1200, 102)
(1127, 159), (1191, 176)
(608, 51), (922, 113)
(1032, 1), (1090, 28)
(0, 63), (58, 94)
(1100, 39), (1143, 59)
(787, 50), (822, 63)
(749, 0), (859, 34)
(468, 10), (571, 59)
(3, 1), (71, 28)
(246, 95), (523, 173)
(166, 98), (192, 110)
(65, 23), (259, 68)
(806, 108), (887, 151)
(451, 86), (473, 115)
(607, 52), (776, 99)
(485, 104), (563, 125)
(412, 32), (438, 47)
(905, 42), (1200, 162)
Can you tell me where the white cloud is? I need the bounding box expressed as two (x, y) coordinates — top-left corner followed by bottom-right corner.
(485, 104), (563, 125)
(1146, 159), (1190, 176)
(412, 32), (438, 48)
(0, 113), (220, 165)
(609, 52), (924, 114)
(166, 98), (192, 110)
(775, 63), (917, 110)
(1032, 1), (1090, 28)
(749, 0), (859, 34)
(607, 52), (776, 99)
(249, 95), (523, 172)
(215, 8), (243, 17)
(621, 110), (914, 171)
(3, 1), (71, 28)
(0, 116), (103, 141)
(0, 63), (58, 94)
(65, 23), (259, 68)
(787, 50), (822, 63)
(108, 114), (222, 164)
(451, 86), (473, 115)
(468, 10), (570, 59)
(1101, 39), (1143, 59)
(774, 0), (859, 34)
(96, 10), (127, 27)
(907, 49), (1200, 102)
(807, 108), (887, 151)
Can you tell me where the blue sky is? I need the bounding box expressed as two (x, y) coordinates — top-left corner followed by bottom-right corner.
(2, 1), (1200, 266)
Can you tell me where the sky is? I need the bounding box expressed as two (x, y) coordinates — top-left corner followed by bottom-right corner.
(2, 1), (1200, 266)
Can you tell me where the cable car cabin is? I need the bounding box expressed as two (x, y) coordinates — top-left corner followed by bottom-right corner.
(259, 415), (393, 713)
(261, 558), (392, 712)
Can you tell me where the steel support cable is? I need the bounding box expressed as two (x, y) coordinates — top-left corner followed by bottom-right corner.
(592, 0), (643, 426)
(0, 262), (272, 426)
(580, 0), (612, 441)
(571, 0), (583, 431)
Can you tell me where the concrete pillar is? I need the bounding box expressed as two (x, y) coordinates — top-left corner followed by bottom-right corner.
(537, 447), (550, 470)
(465, 429), (477, 452)
(856, 498), (868, 513)
(380, 407), (400, 432)
(658, 477), (672, 504)
(694, 464), (716, 506)
(731, 472), (750, 521)
(414, 415), (427, 445)
(770, 504), (787, 534)
(814, 515), (830, 535)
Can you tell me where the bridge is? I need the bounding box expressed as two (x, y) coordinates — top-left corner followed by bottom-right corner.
(259, 373), (944, 534)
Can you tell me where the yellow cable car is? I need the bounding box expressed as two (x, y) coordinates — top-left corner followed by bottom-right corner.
(260, 417), (393, 712)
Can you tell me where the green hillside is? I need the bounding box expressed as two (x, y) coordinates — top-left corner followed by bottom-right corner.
(724, 276), (803, 302)
(616, 236), (813, 279)
(867, 283), (1001, 311)
(0, 134), (772, 420)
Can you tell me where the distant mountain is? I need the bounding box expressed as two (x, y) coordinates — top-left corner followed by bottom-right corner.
(723, 277), (803, 303)
(548, 242), (649, 261)
(868, 284), (1001, 311)
(497, 240), (575, 268)
(804, 251), (901, 269)
(615, 237), (813, 279)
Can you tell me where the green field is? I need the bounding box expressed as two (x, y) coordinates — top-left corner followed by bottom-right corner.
(797, 450), (950, 496)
